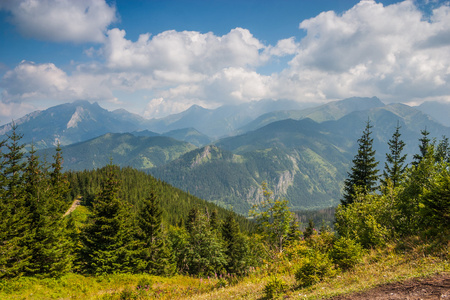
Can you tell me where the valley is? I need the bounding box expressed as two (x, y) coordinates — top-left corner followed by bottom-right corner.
(4, 96), (449, 215)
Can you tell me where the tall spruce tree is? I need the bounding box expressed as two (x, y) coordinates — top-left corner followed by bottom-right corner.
(412, 128), (430, 167)
(81, 164), (133, 275)
(136, 192), (175, 276)
(382, 122), (407, 188)
(0, 124), (33, 278)
(341, 120), (379, 206)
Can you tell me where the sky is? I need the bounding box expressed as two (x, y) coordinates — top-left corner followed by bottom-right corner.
(1, 0), (450, 125)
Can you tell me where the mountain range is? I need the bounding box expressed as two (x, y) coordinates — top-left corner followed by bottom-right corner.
(3, 97), (450, 215)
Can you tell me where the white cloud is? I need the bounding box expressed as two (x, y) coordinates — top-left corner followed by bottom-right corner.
(282, 0), (450, 103)
(104, 27), (266, 79)
(0, 0), (116, 43)
(0, 61), (113, 103)
(2, 0), (450, 120)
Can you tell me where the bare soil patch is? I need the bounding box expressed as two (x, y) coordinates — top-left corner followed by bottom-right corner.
(331, 273), (450, 300)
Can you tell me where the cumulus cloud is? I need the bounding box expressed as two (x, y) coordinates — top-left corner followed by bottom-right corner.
(2, 0), (450, 120)
(0, 0), (116, 43)
(283, 0), (450, 103)
(0, 61), (114, 103)
(104, 28), (266, 78)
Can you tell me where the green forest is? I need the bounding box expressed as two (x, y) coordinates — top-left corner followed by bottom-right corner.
(0, 122), (449, 299)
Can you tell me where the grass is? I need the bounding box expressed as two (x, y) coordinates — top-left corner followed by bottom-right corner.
(1, 237), (448, 299)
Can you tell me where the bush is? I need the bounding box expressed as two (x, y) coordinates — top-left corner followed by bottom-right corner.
(295, 250), (335, 287)
(335, 191), (393, 248)
(263, 276), (288, 299)
(330, 236), (364, 270)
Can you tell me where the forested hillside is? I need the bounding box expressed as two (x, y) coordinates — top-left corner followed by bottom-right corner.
(0, 121), (449, 300)
(39, 133), (197, 172)
(154, 105), (450, 214)
(66, 165), (253, 230)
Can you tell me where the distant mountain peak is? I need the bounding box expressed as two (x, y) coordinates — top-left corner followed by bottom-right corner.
(67, 106), (85, 129)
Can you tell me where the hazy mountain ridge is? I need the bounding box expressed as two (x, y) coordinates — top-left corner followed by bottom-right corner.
(416, 101), (450, 127)
(4, 97), (450, 215)
(152, 102), (450, 214)
(236, 96), (385, 133)
(0, 98), (308, 150)
(0, 101), (145, 149)
(145, 99), (311, 138)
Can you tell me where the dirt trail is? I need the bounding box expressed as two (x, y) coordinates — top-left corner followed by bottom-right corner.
(330, 273), (450, 300)
(63, 196), (82, 217)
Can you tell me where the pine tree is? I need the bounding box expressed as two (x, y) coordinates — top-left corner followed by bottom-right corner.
(186, 207), (199, 233)
(184, 212), (226, 276)
(0, 124), (32, 278)
(81, 164), (133, 275)
(435, 136), (450, 163)
(136, 192), (175, 276)
(412, 128), (430, 167)
(23, 145), (72, 277)
(341, 120), (379, 206)
(209, 209), (219, 231)
(382, 122), (407, 188)
(221, 213), (249, 275)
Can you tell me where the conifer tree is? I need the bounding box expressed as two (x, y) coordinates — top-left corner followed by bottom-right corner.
(435, 136), (450, 163)
(23, 145), (72, 277)
(188, 212), (226, 276)
(186, 207), (199, 233)
(341, 120), (379, 206)
(0, 124), (33, 278)
(412, 128), (430, 167)
(286, 218), (302, 244)
(81, 164), (133, 275)
(136, 192), (175, 276)
(49, 144), (70, 215)
(303, 219), (315, 239)
(209, 209), (219, 231)
(221, 213), (249, 275)
(382, 122), (407, 188)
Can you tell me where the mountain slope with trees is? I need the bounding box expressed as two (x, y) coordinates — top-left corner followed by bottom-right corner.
(38, 132), (197, 171)
(1, 120), (448, 299)
(152, 104), (450, 214)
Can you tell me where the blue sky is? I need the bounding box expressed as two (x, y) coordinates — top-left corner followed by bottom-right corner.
(1, 0), (449, 124)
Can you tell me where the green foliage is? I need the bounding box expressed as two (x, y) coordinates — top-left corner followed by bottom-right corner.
(294, 249), (335, 287)
(412, 128), (430, 167)
(249, 182), (293, 252)
(135, 192), (175, 276)
(419, 167), (450, 231)
(0, 124), (32, 279)
(303, 219), (316, 240)
(222, 213), (251, 275)
(382, 122), (407, 188)
(183, 212), (227, 276)
(335, 189), (394, 248)
(263, 275), (288, 299)
(342, 119), (379, 206)
(66, 166), (254, 232)
(81, 164), (134, 275)
(330, 237), (364, 270)
(0, 125), (72, 279)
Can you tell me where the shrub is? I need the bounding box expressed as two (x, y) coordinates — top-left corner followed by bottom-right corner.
(330, 236), (364, 270)
(263, 275), (288, 299)
(295, 250), (335, 287)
